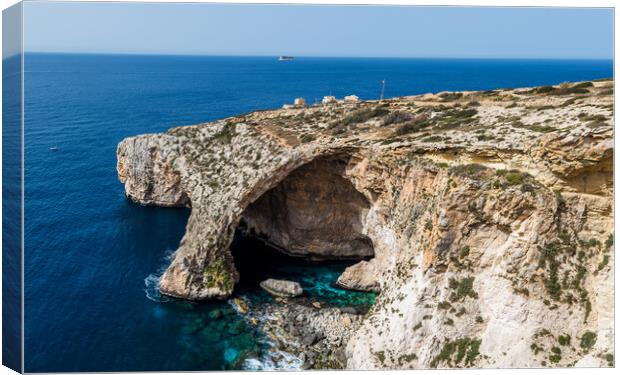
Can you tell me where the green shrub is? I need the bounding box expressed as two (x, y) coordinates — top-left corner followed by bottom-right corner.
(573, 82), (594, 89)
(425, 220), (433, 230)
(597, 255), (610, 271)
(331, 107), (390, 132)
(430, 338), (481, 368)
(558, 334), (571, 346)
(394, 118), (432, 136)
(374, 351), (386, 365)
(449, 163), (488, 179)
(383, 110), (413, 125)
(514, 287), (530, 296)
(529, 124), (555, 133)
(605, 233), (613, 250)
(421, 135), (445, 143)
(538, 242), (563, 300)
(535, 86), (555, 94)
(549, 87), (590, 95)
(439, 92), (463, 101)
(214, 122), (237, 144)
(580, 331), (597, 350)
(300, 134), (316, 143)
(579, 113), (607, 122)
(449, 277), (478, 302)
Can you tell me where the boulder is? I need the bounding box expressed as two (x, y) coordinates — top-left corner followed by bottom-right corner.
(336, 260), (379, 292)
(260, 278), (303, 297)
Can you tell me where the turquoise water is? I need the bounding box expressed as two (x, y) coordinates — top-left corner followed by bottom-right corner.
(20, 54), (612, 372)
(141, 234), (374, 371)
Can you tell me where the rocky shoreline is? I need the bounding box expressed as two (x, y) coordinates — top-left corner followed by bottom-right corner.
(232, 296), (366, 370)
(119, 80), (614, 368)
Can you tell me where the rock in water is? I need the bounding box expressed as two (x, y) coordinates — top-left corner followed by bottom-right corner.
(232, 298), (249, 314)
(336, 260), (379, 292)
(260, 279), (303, 298)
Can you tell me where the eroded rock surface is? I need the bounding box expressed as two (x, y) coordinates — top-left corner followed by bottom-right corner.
(241, 156), (374, 259)
(336, 260), (380, 292)
(260, 279), (303, 297)
(118, 80), (614, 369)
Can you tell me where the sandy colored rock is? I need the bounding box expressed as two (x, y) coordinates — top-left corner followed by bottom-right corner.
(260, 278), (303, 297)
(336, 260), (379, 292)
(118, 80), (614, 368)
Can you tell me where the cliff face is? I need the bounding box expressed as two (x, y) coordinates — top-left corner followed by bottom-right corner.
(117, 80), (613, 368)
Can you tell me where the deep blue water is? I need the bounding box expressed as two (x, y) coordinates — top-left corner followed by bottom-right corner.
(21, 54), (612, 372)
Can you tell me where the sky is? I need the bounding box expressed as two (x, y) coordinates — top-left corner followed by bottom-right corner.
(19, 2), (614, 59)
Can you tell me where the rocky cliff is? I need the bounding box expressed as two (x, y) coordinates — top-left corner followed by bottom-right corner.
(117, 80), (614, 368)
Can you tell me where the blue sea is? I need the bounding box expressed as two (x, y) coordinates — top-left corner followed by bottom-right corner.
(19, 54), (612, 372)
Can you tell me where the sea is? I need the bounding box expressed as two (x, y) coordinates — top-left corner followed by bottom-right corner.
(12, 54), (612, 372)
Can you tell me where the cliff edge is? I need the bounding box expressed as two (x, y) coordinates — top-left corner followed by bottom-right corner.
(117, 80), (613, 368)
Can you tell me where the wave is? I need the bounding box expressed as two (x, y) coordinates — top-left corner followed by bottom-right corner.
(229, 298), (304, 371)
(243, 347), (303, 371)
(144, 249), (175, 303)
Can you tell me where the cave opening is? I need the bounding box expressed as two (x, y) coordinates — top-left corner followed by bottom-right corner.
(231, 155), (376, 307)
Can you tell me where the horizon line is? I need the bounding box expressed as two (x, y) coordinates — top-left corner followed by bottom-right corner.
(15, 51), (614, 61)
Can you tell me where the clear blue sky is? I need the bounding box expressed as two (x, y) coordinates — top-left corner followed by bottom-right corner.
(23, 2), (613, 59)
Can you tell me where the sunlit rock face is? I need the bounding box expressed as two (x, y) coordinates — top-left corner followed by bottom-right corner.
(118, 80), (614, 369)
(241, 156), (374, 260)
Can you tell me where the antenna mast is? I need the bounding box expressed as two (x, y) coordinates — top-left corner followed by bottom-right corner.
(380, 79), (386, 101)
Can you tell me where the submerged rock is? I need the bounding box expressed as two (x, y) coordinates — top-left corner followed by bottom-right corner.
(260, 279), (303, 298)
(232, 298), (249, 314)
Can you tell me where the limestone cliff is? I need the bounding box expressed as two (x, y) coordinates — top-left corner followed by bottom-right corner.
(117, 80), (614, 368)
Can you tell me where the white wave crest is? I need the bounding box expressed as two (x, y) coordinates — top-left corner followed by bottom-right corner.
(144, 249), (175, 303)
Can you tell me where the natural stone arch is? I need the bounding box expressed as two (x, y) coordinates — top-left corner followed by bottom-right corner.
(156, 146), (376, 300)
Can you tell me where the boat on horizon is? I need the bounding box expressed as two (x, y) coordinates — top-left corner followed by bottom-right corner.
(278, 56), (295, 61)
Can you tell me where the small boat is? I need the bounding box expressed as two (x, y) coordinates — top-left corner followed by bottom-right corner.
(50, 146), (59, 151)
(278, 56), (294, 61)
